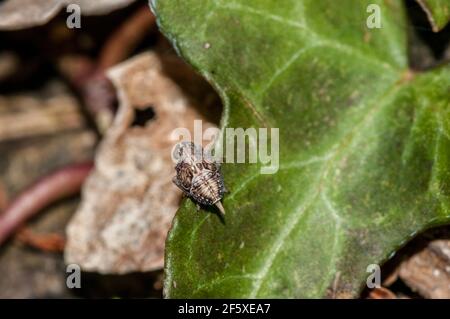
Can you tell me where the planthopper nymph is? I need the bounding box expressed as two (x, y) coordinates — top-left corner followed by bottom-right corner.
(172, 141), (226, 215)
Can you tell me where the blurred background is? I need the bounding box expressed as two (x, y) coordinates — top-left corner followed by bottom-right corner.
(0, 0), (448, 298)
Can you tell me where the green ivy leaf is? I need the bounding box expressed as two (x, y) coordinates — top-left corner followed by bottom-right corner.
(416, 0), (450, 32)
(151, 0), (450, 298)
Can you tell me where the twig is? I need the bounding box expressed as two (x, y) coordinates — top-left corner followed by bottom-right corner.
(98, 5), (156, 70)
(0, 162), (93, 246)
(16, 228), (66, 253)
(57, 55), (114, 133)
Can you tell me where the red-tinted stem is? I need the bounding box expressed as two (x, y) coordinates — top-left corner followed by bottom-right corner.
(98, 5), (156, 70)
(16, 228), (66, 253)
(0, 162), (93, 246)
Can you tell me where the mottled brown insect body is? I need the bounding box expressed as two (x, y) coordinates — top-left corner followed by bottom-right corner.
(172, 142), (226, 214)
(190, 170), (225, 206)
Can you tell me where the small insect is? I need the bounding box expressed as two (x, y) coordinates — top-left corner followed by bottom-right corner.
(172, 141), (226, 215)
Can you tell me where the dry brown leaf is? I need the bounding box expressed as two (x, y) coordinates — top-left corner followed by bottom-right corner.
(64, 51), (220, 274)
(399, 240), (450, 298)
(0, 0), (136, 30)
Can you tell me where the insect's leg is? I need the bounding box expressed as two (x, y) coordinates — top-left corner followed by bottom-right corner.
(196, 203), (201, 211)
(223, 184), (229, 193)
(172, 177), (182, 190)
(173, 177), (189, 194)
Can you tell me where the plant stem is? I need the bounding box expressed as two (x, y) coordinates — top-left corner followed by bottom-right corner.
(0, 162), (93, 246)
